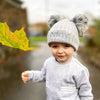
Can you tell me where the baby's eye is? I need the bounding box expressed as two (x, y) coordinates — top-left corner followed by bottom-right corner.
(65, 45), (69, 48)
(52, 45), (58, 48)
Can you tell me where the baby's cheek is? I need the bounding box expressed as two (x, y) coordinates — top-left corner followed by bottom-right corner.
(69, 50), (74, 56)
(67, 52), (73, 58)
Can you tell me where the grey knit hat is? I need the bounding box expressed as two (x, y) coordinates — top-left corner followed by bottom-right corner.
(47, 14), (88, 51)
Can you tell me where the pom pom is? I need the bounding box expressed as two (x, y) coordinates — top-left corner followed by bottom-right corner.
(72, 14), (88, 37)
(48, 15), (66, 28)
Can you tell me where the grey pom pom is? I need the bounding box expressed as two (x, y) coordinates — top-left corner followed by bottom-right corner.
(72, 14), (88, 37)
(48, 15), (66, 28)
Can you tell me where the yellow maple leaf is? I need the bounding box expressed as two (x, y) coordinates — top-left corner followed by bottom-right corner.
(0, 22), (34, 51)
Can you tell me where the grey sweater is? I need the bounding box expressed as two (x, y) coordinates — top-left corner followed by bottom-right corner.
(28, 56), (93, 100)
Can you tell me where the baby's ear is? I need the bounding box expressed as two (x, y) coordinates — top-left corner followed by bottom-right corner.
(48, 15), (66, 28)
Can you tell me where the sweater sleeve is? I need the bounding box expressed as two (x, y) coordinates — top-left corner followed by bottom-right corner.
(28, 61), (47, 82)
(75, 68), (93, 100)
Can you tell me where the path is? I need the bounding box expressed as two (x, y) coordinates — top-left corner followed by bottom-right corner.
(5, 42), (100, 100)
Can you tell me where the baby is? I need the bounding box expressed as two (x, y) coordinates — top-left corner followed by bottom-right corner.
(21, 14), (93, 100)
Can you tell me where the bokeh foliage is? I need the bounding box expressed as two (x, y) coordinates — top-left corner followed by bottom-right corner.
(87, 18), (100, 48)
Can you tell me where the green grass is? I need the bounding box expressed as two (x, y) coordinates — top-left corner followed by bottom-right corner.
(79, 37), (86, 42)
(29, 36), (85, 47)
(29, 36), (47, 42)
(29, 36), (85, 42)
(29, 36), (47, 47)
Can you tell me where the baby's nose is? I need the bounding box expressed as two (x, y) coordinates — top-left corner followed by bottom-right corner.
(58, 48), (64, 53)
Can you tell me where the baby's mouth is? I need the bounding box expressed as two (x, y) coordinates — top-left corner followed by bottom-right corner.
(57, 55), (65, 59)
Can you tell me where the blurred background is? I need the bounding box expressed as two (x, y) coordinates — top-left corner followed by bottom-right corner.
(0, 0), (100, 100)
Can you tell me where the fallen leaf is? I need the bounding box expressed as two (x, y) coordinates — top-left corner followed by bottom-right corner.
(0, 22), (34, 51)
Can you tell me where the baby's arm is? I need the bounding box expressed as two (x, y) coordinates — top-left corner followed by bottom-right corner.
(21, 62), (46, 83)
(75, 68), (93, 100)
(21, 69), (46, 83)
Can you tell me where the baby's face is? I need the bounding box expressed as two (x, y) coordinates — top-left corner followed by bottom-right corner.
(50, 43), (74, 63)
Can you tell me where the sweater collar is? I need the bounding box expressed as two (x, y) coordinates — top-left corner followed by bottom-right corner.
(54, 56), (73, 65)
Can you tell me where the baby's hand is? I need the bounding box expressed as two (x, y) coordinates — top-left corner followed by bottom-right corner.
(21, 71), (29, 83)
